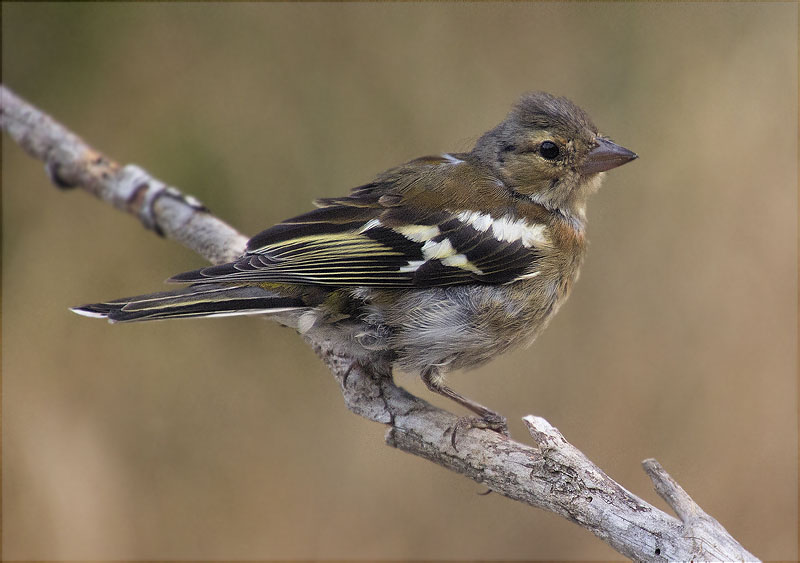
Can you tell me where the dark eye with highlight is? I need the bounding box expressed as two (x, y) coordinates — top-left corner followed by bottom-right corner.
(539, 141), (560, 160)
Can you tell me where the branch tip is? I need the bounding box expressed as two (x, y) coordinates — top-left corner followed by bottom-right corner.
(523, 414), (567, 448)
(642, 458), (702, 523)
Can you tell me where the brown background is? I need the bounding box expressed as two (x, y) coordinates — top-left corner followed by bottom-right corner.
(3, 3), (797, 560)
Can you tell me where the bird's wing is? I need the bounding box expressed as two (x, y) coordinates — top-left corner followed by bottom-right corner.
(170, 156), (551, 288)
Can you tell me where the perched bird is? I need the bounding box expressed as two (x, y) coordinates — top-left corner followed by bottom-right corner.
(74, 92), (637, 437)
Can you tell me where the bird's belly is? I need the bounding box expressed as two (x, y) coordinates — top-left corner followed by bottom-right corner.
(374, 281), (566, 374)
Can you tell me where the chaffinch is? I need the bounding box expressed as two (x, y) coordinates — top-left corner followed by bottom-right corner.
(74, 92), (637, 436)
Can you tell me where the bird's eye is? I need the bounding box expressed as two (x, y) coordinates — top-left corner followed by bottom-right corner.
(539, 141), (560, 160)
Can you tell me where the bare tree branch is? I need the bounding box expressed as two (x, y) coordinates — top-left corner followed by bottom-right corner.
(0, 86), (248, 263)
(1, 84), (759, 562)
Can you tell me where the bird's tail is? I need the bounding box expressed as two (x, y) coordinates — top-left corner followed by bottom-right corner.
(71, 283), (304, 323)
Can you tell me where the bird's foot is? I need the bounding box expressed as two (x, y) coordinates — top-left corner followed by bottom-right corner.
(451, 412), (509, 450)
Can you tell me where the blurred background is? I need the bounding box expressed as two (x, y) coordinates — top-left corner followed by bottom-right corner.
(2, 3), (796, 560)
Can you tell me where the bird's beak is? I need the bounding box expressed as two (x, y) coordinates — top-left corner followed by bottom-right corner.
(580, 137), (638, 174)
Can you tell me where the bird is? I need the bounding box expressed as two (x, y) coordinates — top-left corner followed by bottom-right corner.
(73, 92), (637, 439)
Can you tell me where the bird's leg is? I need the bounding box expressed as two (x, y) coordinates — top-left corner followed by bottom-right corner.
(420, 367), (509, 448)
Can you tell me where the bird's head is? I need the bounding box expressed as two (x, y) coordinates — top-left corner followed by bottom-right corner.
(473, 92), (637, 218)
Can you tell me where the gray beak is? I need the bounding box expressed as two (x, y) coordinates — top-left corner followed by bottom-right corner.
(580, 137), (638, 174)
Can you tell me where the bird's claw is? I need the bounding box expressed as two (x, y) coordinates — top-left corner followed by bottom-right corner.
(450, 413), (509, 450)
